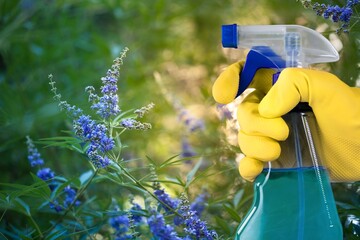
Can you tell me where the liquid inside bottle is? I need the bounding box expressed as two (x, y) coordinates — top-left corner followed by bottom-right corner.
(235, 108), (343, 240)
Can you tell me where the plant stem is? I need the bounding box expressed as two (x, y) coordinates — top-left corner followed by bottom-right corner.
(41, 169), (99, 237)
(29, 214), (44, 239)
(115, 162), (182, 218)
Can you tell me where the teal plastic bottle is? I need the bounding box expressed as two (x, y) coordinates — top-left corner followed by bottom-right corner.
(235, 109), (343, 240)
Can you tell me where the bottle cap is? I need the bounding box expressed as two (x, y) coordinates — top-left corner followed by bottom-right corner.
(222, 24), (238, 48)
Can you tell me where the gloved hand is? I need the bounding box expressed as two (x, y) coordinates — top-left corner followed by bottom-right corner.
(213, 62), (360, 182)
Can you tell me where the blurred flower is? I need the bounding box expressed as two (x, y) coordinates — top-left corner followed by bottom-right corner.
(190, 192), (209, 218)
(301, 0), (360, 33)
(109, 213), (132, 240)
(178, 108), (205, 132)
(130, 201), (143, 224)
(154, 189), (179, 214)
(180, 138), (197, 158)
(109, 200), (144, 240)
(49, 186), (81, 213)
(120, 118), (152, 130)
(26, 136), (80, 212)
(26, 136), (44, 167)
(147, 211), (182, 240)
(150, 164), (161, 190)
(215, 104), (233, 121)
(134, 102), (155, 118)
(36, 167), (55, 181)
(120, 118), (136, 128)
(49, 200), (63, 213)
(63, 185), (81, 208)
(91, 47), (128, 119)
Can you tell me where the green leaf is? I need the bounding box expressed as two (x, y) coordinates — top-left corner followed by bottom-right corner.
(191, 166), (234, 183)
(0, 227), (24, 240)
(237, 192), (254, 209)
(215, 216), (232, 235)
(38, 135), (85, 154)
(30, 173), (51, 198)
(50, 181), (70, 201)
(336, 201), (358, 210)
(145, 155), (157, 166)
(112, 109), (136, 123)
(158, 154), (181, 169)
(108, 162), (123, 173)
(8, 223), (35, 239)
(79, 170), (94, 187)
(13, 198), (30, 216)
(185, 158), (203, 188)
(157, 177), (185, 187)
(223, 204), (241, 222)
(97, 172), (122, 185)
(46, 229), (68, 240)
(117, 183), (148, 194)
(233, 189), (244, 208)
(0, 179), (50, 201)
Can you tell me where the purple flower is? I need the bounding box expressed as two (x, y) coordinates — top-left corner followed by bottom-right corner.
(36, 168), (55, 181)
(180, 138), (197, 158)
(26, 136), (44, 167)
(75, 115), (94, 137)
(306, 0), (360, 33)
(177, 194), (217, 240)
(183, 211), (215, 239)
(147, 211), (182, 240)
(91, 48), (128, 119)
(216, 104), (233, 120)
(154, 189), (179, 214)
(120, 118), (152, 130)
(86, 145), (111, 168)
(109, 214), (132, 240)
(178, 109), (205, 132)
(130, 202), (143, 223)
(121, 118), (136, 129)
(190, 193), (209, 217)
(74, 115), (114, 168)
(347, 0), (359, 7)
(49, 200), (63, 212)
(63, 186), (80, 208)
(340, 7), (353, 22)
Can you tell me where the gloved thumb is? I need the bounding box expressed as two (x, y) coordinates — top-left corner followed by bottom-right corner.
(212, 62), (243, 104)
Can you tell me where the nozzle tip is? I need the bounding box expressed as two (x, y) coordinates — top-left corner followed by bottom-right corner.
(222, 24), (238, 48)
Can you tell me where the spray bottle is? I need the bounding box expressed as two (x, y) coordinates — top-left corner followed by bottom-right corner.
(221, 24), (343, 240)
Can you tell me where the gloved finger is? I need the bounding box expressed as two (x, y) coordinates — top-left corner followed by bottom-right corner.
(247, 68), (277, 95)
(259, 68), (305, 118)
(238, 157), (264, 182)
(238, 130), (281, 161)
(260, 67), (355, 119)
(237, 90), (289, 141)
(212, 61), (244, 104)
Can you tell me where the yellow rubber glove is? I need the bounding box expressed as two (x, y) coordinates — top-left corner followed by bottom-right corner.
(213, 62), (360, 182)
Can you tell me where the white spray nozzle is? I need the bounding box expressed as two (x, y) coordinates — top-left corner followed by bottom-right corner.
(222, 24), (339, 67)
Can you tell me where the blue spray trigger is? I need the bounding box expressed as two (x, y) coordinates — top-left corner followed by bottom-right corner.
(236, 46), (286, 97)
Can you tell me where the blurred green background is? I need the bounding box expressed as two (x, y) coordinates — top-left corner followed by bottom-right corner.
(0, 0), (359, 238)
